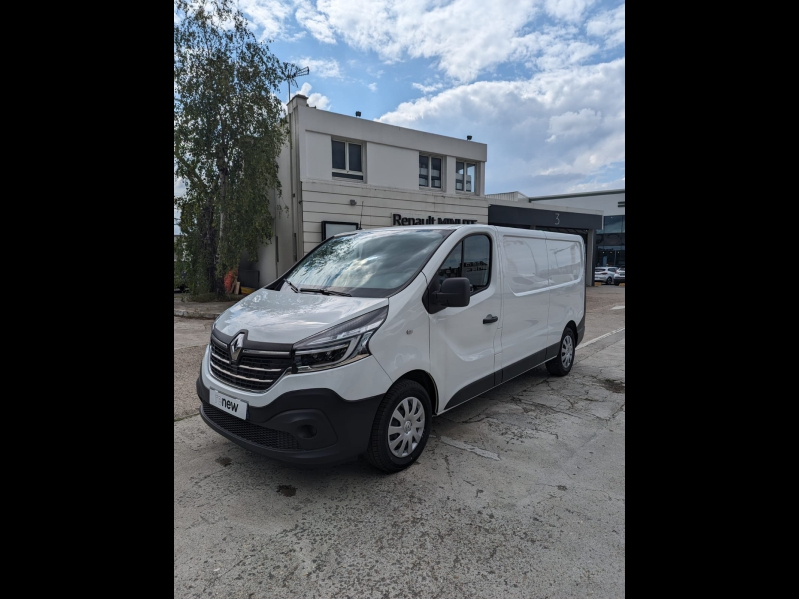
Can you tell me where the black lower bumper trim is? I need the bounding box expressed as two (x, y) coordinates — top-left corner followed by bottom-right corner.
(196, 376), (383, 466)
(202, 404), (301, 450)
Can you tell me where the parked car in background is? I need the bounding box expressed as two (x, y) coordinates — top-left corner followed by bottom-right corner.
(594, 266), (620, 285)
(613, 268), (625, 285)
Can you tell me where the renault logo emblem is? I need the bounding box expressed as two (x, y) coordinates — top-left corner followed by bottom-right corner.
(229, 333), (245, 362)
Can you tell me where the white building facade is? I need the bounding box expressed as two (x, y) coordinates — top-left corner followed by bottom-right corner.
(239, 95), (489, 286)
(236, 96), (613, 288)
(528, 190), (625, 267)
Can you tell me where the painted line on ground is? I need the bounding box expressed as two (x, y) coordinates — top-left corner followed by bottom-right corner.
(577, 327), (625, 350)
(611, 305), (625, 310)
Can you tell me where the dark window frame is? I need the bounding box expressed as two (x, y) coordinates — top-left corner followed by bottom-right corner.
(454, 160), (477, 194)
(419, 153), (443, 190)
(434, 233), (493, 298)
(331, 138), (365, 182)
(321, 220), (360, 240)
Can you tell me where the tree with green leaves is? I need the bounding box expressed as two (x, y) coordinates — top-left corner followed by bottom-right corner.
(174, 0), (294, 296)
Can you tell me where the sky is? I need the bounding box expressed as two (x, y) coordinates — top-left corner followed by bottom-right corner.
(175, 0), (625, 234)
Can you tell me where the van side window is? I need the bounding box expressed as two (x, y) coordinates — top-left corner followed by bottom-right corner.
(463, 235), (490, 292)
(504, 236), (549, 293)
(437, 242), (462, 285)
(546, 239), (582, 285)
(436, 235), (492, 294)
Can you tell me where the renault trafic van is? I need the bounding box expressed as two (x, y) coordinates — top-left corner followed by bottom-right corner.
(197, 225), (585, 472)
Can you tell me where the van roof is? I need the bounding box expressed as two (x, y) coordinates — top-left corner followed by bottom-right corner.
(492, 225), (584, 242)
(335, 224), (476, 237)
(335, 224), (584, 242)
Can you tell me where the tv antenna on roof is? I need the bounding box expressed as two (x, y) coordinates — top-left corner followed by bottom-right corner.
(280, 63), (310, 105)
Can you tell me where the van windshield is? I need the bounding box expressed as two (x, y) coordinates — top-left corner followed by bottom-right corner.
(283, 229), (451, 298)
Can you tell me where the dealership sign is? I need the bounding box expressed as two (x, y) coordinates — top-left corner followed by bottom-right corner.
(393, 213), (479, 226)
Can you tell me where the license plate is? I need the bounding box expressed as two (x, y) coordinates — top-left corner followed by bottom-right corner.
(210, 389), (248, 420)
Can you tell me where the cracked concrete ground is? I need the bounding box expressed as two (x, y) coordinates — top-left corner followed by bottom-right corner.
(174, 286), (625, 598)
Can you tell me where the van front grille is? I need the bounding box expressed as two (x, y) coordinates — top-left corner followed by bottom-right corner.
(202, 404), (300, 451)
(208, 338), (292, 392)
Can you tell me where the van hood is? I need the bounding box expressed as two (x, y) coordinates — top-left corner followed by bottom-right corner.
(213, 289), (388, 345)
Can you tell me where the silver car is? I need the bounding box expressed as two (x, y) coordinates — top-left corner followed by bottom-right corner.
(594, 266), (620, 285)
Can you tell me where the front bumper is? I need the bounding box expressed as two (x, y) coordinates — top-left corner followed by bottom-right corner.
(197, 377), (382, 466)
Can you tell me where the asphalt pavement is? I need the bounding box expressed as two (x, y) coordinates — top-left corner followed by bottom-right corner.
(173, 284), (625, 598)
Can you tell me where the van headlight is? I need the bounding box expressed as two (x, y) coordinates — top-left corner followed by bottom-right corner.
(292, 306), (388, 372)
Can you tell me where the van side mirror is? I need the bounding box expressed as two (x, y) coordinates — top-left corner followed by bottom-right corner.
(431, 277), (471, 308)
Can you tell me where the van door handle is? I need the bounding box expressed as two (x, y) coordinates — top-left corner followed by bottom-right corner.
(483, 314), (499, 324)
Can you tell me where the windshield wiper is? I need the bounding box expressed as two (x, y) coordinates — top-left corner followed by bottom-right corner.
(319, 288), (351, 297)
(297, 287), (351, 297)
(285, 279), (299, 293)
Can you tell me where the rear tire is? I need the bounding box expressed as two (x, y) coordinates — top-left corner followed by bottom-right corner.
(364, 380), (432, 473)
(546, 328), (576, 377)
(606, 276), (613, 285)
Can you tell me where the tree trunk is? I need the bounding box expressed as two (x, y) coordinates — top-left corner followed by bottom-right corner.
(214, 149), (229, 297)
(203, 200), (217, 295)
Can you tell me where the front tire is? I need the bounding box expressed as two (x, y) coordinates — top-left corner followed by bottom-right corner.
(364, 380), (432, 473)
(546, 328), (576, 377)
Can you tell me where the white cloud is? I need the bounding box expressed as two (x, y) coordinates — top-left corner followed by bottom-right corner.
(377, 58), (625, 194)
(546, 108), (603, 141)
(586, 3), (625, 48)
(544, 0), (596, 23)
(412, 82), (444, 94)
(291, 0), (620, 82)
(292, 82), (331, 110)
(368, 82), (378, 92)
(566, 176), (625, 193)
(292, 56), (343, 78)
(511, 27), (600, 71)
(238, 0), (295, 41)
(293, 0), (337, 43)
(293, 0), (551, 82)
(193, 1), (624, 84)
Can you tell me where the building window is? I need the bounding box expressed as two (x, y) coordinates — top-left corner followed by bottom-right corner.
(321, 221), (359, 240)
(596, 247), (625, 267)
(597, 214), (624, 234)
(332, 139), (363, 181)
(455, 161), (476, 192)
(419, 154), (442, 189)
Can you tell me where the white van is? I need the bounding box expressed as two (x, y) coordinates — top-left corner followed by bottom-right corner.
(197, 225), (585, 472)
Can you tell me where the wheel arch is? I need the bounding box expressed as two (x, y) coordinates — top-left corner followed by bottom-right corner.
(394, 370), (439, 415)
(565, 320), (578, 342)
